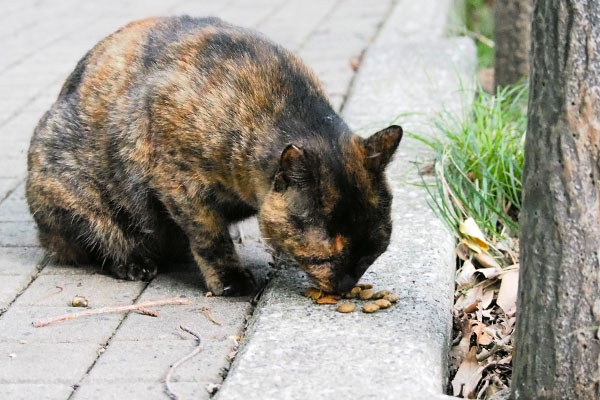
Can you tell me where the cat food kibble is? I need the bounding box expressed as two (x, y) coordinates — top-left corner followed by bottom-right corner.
(384, 294), (399, 303)
(316, 295), (339, 305)
(359, 288), (375, 300)
(344, 286), (361, 298)
(357, 283), (373, 290)
(374, 299), (392, 309)
(305, 287), (323, 300)
(373, 290), (389, 299)
(337, 303), (356, 313)
(362, 302), (380, 313)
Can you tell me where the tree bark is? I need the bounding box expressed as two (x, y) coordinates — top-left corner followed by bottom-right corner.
(512, 1), (600, 399)
(494, 0), (534, 88)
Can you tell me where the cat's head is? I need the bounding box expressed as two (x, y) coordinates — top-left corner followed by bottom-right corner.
(259, 125), (402, 293)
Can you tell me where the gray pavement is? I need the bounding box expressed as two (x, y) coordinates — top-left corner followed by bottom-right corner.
(0, 1), (399, 399)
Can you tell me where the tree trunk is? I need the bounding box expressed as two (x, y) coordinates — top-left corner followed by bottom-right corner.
(512, 1), (600, 399)
(494, 0), (533, 88)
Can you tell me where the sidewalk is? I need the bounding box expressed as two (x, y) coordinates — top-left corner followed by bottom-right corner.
(0, 1), (474, 399)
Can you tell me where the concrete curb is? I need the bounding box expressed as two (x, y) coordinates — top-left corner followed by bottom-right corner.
(217, 0), (476, 399)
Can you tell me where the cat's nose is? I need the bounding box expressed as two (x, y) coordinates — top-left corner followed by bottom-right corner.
(337, 274), (356, 293)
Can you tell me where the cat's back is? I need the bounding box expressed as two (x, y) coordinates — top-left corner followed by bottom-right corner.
(59, 16), (231, 119)
(58, 15), (325, 132)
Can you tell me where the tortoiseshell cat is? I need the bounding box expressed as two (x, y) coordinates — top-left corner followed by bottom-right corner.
(26, 16), (402, 296)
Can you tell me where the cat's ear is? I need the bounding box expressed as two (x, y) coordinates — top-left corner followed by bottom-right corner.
(363, 125), (403, 171)
(277, 144), (312, 189)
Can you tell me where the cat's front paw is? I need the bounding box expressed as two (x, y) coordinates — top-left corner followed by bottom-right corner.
(111, 260), (157, 281)
(207, 268), (257, 296)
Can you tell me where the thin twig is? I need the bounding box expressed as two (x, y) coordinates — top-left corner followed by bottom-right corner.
(165, 325), (203, 400)
(32, 297), (190, 327)
(136, 306), (159, 317)
(198, 307), (222, 326)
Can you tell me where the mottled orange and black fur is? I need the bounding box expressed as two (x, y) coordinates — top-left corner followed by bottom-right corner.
(26, 16), (402, 295)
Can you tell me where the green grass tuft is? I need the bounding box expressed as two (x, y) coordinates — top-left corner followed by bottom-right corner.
(414, 83), (528, 243)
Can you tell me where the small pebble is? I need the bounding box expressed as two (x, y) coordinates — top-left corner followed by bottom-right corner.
(362, 302), (380, 313)
(359, 288), (375, 300)
(337, 303), (356, 313)
(71, 295), (89, 308)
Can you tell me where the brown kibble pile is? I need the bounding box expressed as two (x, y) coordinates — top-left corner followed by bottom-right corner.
(303, 284), (398, 314)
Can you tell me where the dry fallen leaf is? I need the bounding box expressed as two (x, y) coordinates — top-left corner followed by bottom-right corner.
(497, 270), (519, 316)
(459, 218), (489, 251)
(456, 260), (477, 289)
(456, 242), (471, 261)
(471, 321), (494, 346)
(476, 267), (503, 280)
(452, 346), (484, 397)
(479, 288), (495, 310)
(474, 253), (501, 269)
(456, 285), (483, 312)
(462, 238), (484, 254)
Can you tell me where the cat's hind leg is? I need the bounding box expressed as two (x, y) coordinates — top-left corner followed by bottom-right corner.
(27, 177), (158, 281)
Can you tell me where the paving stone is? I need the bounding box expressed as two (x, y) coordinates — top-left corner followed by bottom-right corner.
(0, 275), (32, 310)
(0, 199), (32, 222)
(40, 261), (101, 276)
(0, 342), (100, 384)
(0, 306), (124, 344)
(258, 0), (338, 50)
(85, 339), (233, 383)
(13, 274), (147, 307)
(0, 160), (26, 178)
(0, 383), (73, 400)
(0, 247), (45, 276)
(112, 272), (251, 342)
(216, 0), (285, 28)
(342, 37), (476, 134)
(0, 222), (38, 246)
(72, 382), (209, 400)
(0, 178), (20, 200)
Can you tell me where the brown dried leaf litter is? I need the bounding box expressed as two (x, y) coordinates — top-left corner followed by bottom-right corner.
(450, 218), (519, 399)
(303, 285), (398, 314)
